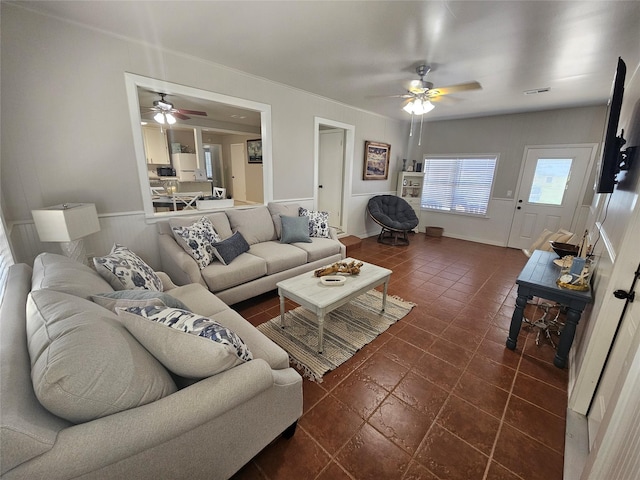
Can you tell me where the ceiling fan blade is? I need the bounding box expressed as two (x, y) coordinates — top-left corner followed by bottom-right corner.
(427, 81), (482, 97)
(173, 112), (191, 121)
(175, 108), (207, 116)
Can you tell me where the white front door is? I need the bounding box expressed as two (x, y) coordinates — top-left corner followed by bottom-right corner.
(318, 129), (344, 228)
(507, 145), (597, 249)
(230, 143), (246, 202)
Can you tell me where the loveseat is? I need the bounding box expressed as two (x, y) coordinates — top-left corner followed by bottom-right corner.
(157, 202), (346, 305)
(0, 252), (303, 479)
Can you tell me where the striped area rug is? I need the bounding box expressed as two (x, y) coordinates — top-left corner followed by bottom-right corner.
(257, 289), (415, 382)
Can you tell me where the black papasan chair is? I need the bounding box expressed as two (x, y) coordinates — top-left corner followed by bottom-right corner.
(367, 195), (419, 246)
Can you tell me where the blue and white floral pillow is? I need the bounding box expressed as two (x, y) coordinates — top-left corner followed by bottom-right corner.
(171, 217), (221, 269)
(299, 207), (330, 238)
(93, 244), (163, 291)
(124, 305), (253, 363)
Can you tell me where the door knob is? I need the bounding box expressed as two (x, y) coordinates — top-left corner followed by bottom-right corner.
(318, 185), (323, 188)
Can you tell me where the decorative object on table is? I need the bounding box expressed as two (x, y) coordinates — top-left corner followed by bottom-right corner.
(556, 231), (595, 291)
(402, 158), (407, 171)
(550, 241), (579, 258)
(363, 141), (391, 180)
(319, 275), (347, 286)
(314, 260), (363, 277)
(31, 203), (100, 263)
(247, 139), (262, 163)
(257, 289), (415, 382)
(416, 162), (422, 172)
(412, 160), (417, 171)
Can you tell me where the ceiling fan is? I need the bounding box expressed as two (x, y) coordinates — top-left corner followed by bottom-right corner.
(398, 64), (482, 113)
(395, 64), (481, 145)
(141, 93), (208, 125)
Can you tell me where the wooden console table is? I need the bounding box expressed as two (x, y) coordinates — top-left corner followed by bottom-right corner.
(506, 250), (593, 368)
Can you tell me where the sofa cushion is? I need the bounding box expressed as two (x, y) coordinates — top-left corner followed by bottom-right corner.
(93, 244), (162, 291)
(280, 215), (311, 244)
(299, 207), (331, 238)
(201, 254), (267, 293)
(291, 237), (343, 262)
(268, 202), (300, 238)
(32, 252), (114, 299)
(26, 289), (176, 424)
(168, 212), (233, 240)
(91, 290), (190, 312)
(171, 216), (221, 269)
(211, 232), (250, 265)
(226, 206), (277, 245)
(248, 241), (308, 275)
(116, 306), (250, 378)
(164, 283), (229, 318)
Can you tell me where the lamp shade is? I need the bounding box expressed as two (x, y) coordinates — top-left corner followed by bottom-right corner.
(32, 203), (100, 242)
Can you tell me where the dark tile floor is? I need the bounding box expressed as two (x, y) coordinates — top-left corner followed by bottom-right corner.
(231, 234), (569, 480)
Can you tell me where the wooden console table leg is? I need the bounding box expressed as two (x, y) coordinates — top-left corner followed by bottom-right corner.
(554, 307), (581, 368)
(507, 294), (528, 350)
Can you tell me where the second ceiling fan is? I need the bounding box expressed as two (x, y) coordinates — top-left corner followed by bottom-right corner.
(141, 93), (208, 125)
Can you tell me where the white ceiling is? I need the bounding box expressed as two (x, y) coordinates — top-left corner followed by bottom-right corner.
(15, 0), (640, 122)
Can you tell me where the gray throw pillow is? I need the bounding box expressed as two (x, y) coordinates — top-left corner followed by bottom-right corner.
(91, 290), (190, 312)
(211, 232), (250, 265)
(280, 215), (311, 244)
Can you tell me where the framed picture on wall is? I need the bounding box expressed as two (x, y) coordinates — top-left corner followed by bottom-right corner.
(247, 139), (262, 164)
(363, 141), (391, 180)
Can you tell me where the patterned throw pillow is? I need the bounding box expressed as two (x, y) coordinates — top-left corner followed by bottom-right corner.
(211, 231), (250, 265)
(91, 290), (190, 312)
(171, 216), (221, 269)
(93, 244), (162, 291)
(121, 305), (253, 363)
(299, 207), (330, 238)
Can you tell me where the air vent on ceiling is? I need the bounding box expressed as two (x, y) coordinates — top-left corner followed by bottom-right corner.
(524, 87), (551, 95)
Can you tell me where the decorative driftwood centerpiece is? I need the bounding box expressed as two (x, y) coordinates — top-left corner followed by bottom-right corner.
(314, 260), (364, 277)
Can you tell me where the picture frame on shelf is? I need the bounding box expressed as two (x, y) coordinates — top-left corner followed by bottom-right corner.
(363, 141), (391, 180)
(247, 139), (262, 164)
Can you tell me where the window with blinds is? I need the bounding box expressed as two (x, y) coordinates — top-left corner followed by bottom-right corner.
(421, 155), (498, 216)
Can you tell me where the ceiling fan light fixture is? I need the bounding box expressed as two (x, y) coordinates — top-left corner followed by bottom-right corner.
(403, 98), (434, 115)
(165, 113), (177, 125)
(153, 112), (165, 124)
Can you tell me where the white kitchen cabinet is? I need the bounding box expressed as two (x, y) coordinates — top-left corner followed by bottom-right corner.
(142, 126), (170, 165)
(397, 171), (424, 215)
(172, 153), (198, 182)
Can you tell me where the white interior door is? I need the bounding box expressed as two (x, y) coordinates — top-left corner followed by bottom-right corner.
(318, 129), (344, 228)
(230, 143), (246, 202)
(508, 145), (596, 249)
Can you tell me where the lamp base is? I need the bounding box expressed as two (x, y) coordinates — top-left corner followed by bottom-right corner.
(60, 239), (87, 264)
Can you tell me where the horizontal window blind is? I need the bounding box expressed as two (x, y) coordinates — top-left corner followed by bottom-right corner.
(421, 156), (497, 216)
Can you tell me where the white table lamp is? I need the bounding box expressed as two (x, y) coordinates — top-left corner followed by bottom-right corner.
(32, 203), (100, 262)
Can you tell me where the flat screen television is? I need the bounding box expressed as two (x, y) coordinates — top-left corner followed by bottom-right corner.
(596, 57), (626, 193)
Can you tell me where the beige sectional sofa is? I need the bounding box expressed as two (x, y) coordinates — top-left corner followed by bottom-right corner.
(0, 253), (303, 479)
(157, 203), (346, 305)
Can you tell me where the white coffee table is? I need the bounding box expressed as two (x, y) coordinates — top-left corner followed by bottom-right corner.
(276, 258), (392, 353)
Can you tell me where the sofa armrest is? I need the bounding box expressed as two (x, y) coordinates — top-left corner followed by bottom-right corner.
(19, 360), (292, 479)
(157, 233), (205, 287)
(329, 227), (347, 258)
(155, 271), (178, 291)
